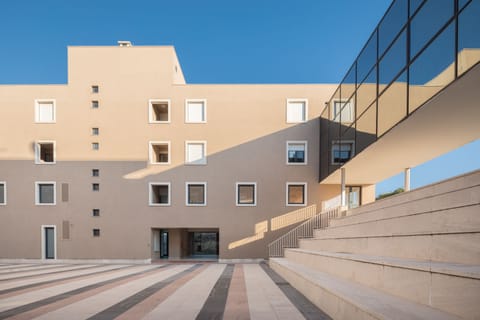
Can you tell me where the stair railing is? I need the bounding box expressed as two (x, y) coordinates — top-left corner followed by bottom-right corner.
(267, 206), (341, 257)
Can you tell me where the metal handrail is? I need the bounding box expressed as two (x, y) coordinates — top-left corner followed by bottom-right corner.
(267, 206), (342, 257)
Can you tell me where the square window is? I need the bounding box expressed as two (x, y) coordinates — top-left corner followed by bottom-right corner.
(92, 100), (99, 109)
(332, 100), (354, 123)
(92, 169), (100, 177)
(286, 99), (307, 123)
(332, 141), (354, 164)
(149, 182), (171, 206)
(287, 183), (307, 206)
(92, 208), (100, 217)
(186, 182), (206, 206)
(92, 183), (100, 191)
(36, 182), (56, 205)
(149, 141), (170, 164)
(236, 183), (256, 206)
(92, 128), (99, 135)
(92, 142), (99, 150)
(92, 86), (99, 93)
(93, 229), (100, 237)
(185, 141), (207, 165)
(35, 141), (56, 164)
(0, 182), (6, 205)
(287, 141), (307, 165)
(185, 99), (207, 123)
(149, 99), (170, 123)
(35, 100), (56, 123)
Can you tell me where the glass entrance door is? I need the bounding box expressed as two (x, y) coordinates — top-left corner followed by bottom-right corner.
(45, 227), (55, 259)
(191, 232), (218, 256)
(160, 230), (169, 258)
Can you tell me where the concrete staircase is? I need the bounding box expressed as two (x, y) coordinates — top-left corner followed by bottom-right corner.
(269, 170), (480, 319)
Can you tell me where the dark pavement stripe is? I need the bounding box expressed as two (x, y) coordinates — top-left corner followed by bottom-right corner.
(0, 265), (167, 320)
(0, 265), (102, 282)
(0, 266), (131, 296)
(87, 264), (203, 320)
(260, 262), (332, 320)
(195, 264), (234, 320)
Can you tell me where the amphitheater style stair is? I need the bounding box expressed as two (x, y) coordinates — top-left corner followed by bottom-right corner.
(269, 170), (480, 319)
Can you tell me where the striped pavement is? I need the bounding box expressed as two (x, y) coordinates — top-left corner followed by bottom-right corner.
(0, 263), (331, 320)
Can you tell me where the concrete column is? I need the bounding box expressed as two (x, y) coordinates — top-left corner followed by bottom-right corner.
(341, 168), (346, 207)
(404, 168), (411, 192)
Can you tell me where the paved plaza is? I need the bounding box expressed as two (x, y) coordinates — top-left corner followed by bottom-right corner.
(0, 262), (330, 320)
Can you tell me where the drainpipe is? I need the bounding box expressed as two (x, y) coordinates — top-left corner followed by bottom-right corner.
(404, 168), (411, 192)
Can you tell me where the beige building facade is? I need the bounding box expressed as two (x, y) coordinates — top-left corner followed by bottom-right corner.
(0, 45), (372, 261)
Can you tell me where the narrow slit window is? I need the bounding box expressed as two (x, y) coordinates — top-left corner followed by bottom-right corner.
(92, 86), (99, 93)
(92, 208), (100, 216)
(92, 101), (99, 109)
(93, 229), (100, 237)
(92, 183), (100, 191)
(92, 169), (100, 177)
(92, 142), (99, 150)
(0, 182), (6, 205)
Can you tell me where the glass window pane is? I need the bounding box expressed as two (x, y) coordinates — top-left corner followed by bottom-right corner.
(458, 0), (480, 76)
(39, 184), (54, 203)
(320, 107), (330, 181)
(288, 185), (305, 204)
(410, 0), (454, 58)
(188, 185), (205, 204)
(379, 30), (407, 91)
(340, 64), (356, 102)
(356, 67), (377, 116)
(288, 143), (306, 163)
(378, 71), (407, 136)
(379, 0), (408, 56)
(356, 104), (377, 153)
(238, 185), (255, 204)
(152, 185), (169, 204)
(409, 22), (455, 113)
(410, 0), (425, 17)
(357, 31), (377, 84)
(0, 184), (4, 203)
(287, 101), (306, 122)
(459, 0), (471, 11)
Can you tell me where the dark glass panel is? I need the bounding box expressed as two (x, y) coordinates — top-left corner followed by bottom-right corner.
(458, 0), (480, 76)
(378, 71), (407, 136)
(379, 0), (408, 56)
(357, 31), (377, 84)
(357, 67), (377, 116)
(379, 30), (407, 92)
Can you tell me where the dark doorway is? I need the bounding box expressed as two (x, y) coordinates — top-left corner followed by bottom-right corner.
(45, 227), (55, 259)
(190, 232), (219, 256)
(160, 230), (169, 258)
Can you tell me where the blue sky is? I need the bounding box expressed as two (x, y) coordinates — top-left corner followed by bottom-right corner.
(0, 0), (478, 195)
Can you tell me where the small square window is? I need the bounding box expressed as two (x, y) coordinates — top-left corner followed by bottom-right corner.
(0, 182), (6, 205)
(149, 100), (170, 123)
(286, 99), (307, 123)
(35, 100), (56, 123)
(185, 99), (207, 123)
(92, 208), (100, 216)
(36, 182), (56, 205)
(35, 141), (56, 164)
(92, 142), (99, 150)
(92, 169), (100, 177)
(92, 128), (99, 135)
(186, 182), (207, 206)
(149, 141), (170, 164)
(287, 183), (307, 206)
(332, 100), (354, 123)
(92, 183), (100, 191)
(236, 183), (256, 206)
(332, 141), (354, 164)
(92, 101), (99, 109)
(149, 182), (171, 206)
(93, 229), (100, 237)
(92, 86), (99, 93)
(185, 141), (207, 165)
(287, 141), (307, 165)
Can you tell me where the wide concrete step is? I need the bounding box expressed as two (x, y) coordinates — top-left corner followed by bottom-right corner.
(299, 232), (480, 265)
(284, 249), (480, 319)
(315, 204), (480, 240)
(269, 258), (461, 320)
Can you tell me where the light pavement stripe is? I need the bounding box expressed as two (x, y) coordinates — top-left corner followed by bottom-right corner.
(34, 264), (194, 320)
(143, 263), (227, 320)
(243, 264), (305, 320)
(0, 265), (155, 313)
(223, 264), (250, 320)
(0, 265), (95, 281)
(0, 265), (67, 275)
(0, 265), (129, 296)
(0, 265), (35, 271)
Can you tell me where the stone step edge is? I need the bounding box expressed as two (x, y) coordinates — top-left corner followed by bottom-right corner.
(309, 230), (480, 241)
(286, 248), (480, 279)
(270, 258), (460, 320)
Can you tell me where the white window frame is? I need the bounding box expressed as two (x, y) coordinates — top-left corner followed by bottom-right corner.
(331, 140), (355, 165)
(35, 99), (56, 123)
(331, 99), (354, 123)
(185, 99), (207, 123)
(149, 182), (171, 206)
(0, 181), (6, 205)
(35, 140), (56, 165)
(185, 141), (207, 165)
(185, 182), (207, 206)
(149, 99), (171, 124)
(286, 140), (308, 165)
(35, 181), (56, 206)
(286, 98), (308, 123)
(236, 182), (257, 207)
(149, 141), (171, 165)
(286, 182), (307, 207)
(41, 225), (57, 260)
